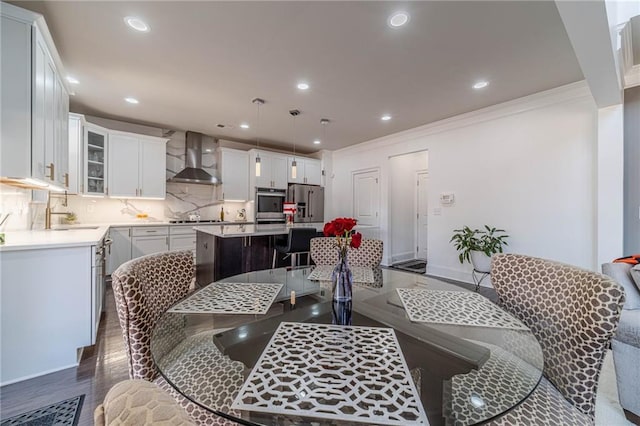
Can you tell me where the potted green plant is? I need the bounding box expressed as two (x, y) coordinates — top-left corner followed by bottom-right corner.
(450, 225), (509, 272)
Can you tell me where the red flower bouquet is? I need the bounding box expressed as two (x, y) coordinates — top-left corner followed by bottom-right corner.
(323, 217), (362, 253)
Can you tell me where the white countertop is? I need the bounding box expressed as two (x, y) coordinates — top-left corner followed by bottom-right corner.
(92, 220), (252, 227)
(0, 220), (254, 252)
(194, 223), (325, 238)
(0, 225), (110, 252)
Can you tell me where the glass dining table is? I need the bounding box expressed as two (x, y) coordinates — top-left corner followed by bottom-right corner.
(151, 266), (543, 426)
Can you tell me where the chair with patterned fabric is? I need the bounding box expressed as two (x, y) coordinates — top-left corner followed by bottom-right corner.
(487, 254), (625, 425)
(94, 379), (195, 426)
(112, 251), (243, 425)
(310, 237), (383, 268)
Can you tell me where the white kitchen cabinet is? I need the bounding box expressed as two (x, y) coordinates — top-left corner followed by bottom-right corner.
(169, 226), (197, 254)
(131, 226), (169, 258)
(107, 133), (138, 197)
(218, 148), (249, 201)
(32, 26), (69, 189)
(1, 245), (93, 384)
(249, 150), (288, 194)
(67, 113), (83, 194)
(140, 139), (166, 198)
(287, 157), (322, 185)
(108, 131), (167, 199)
(106, 227), (132, 275)
(1, 5), (69, 190)
(54, 74), (69, 187)
(84, 124), (108, 196)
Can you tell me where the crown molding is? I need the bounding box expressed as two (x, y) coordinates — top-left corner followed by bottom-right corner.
(335, 81), (593, 156)
(624, 65), (640, 89)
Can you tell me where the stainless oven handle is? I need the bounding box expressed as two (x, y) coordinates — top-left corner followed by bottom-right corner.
(256, 192), (286, 197)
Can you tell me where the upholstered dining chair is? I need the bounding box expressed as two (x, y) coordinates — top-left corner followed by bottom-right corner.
(487, 254), (625, 425)
(310, 237), (383, 268)
(95, 379), (194, 425)
(112, 251), (243, 425)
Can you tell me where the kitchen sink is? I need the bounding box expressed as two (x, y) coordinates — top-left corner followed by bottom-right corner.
(52, 226), (100, 231)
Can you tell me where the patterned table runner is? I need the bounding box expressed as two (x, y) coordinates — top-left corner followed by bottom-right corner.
(231, 322), (429, 425)
(396, 288), (528, 330)
(307, 265), (375, 283)
(168, 282), (283, 315)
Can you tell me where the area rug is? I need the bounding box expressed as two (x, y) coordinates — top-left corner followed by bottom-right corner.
(392, 259), (427, 274)
(0, 395), (84, 426)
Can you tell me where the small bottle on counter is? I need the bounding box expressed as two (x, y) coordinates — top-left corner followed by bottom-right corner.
(220, 206), (225, 221)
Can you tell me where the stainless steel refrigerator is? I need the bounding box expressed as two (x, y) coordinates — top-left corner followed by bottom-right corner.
(287, 184), (324, 223)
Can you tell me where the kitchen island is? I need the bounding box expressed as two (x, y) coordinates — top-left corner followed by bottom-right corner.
(194, 223), (324, 284)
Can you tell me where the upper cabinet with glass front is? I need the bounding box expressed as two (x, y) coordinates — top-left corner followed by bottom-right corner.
(84, 124), (108, 196)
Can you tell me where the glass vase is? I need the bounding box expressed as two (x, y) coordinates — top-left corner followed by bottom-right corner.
(332, 252), (353, 302)
(332, 300), (352, 326)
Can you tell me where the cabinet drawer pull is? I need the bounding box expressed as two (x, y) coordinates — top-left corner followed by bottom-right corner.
(145, 230), (158, 233)
(46, 163), (55, 181)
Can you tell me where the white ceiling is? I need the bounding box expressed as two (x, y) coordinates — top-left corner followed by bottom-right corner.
(14, 1), (583, 152)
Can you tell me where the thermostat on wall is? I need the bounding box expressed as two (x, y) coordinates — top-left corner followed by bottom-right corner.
(440, 193), (455, 205)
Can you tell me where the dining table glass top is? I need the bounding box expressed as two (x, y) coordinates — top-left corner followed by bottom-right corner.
(150, 266), (544, 426)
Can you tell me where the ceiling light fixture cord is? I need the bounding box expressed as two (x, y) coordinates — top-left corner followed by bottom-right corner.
(252, 98), (265, 177)
(290, 109), (300, 179)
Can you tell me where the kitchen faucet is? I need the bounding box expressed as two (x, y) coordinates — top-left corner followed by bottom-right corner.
(45, 191), (70, 229)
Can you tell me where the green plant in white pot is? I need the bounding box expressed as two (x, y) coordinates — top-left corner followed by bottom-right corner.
(450, 225), (509, 273)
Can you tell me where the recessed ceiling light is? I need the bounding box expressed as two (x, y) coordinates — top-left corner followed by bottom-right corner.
(124, 16), (150, 32)
(381, 114), (392, 121)
(297, 82), (309, 90)
(240, 123), (250, 129)
(388, 12), (410, 28)
(124, 97), (139, 104)
(66, 76), (79, 85)
(313, 140), (321, 145)
(473, 81), (489, 89)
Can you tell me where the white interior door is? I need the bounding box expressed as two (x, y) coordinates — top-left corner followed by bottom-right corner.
(416, 172), (429, 260)
(353, 170), (380, 227)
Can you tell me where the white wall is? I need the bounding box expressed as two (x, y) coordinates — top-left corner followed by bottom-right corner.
(328, 82), (598, 283)
(389, 151), (428, 262)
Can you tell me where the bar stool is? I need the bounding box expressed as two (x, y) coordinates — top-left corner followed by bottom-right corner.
(272, 228), (318, 268)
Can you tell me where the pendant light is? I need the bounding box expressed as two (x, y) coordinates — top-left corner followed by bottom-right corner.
(320, 118), (329, 146)
(289, 109), (300, 179)
(252, 98), (265, 177)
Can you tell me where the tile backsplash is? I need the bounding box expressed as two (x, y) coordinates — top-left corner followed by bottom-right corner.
(0, 187), (33, 231)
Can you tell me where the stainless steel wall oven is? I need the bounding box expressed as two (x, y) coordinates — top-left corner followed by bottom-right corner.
(255, 187), (286, 223)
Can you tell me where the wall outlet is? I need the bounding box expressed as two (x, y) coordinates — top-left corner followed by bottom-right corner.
(433, 208), (442, 216)
(87, 203), (95, 213)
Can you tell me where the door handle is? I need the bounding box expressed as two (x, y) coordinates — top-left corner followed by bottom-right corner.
(64, 173), (69, 187)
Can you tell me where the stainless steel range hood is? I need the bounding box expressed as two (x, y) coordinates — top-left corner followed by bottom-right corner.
(167, 131), (219, 185)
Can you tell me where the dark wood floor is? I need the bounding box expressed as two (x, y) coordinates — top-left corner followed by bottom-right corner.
(0, 281), (129, 425)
